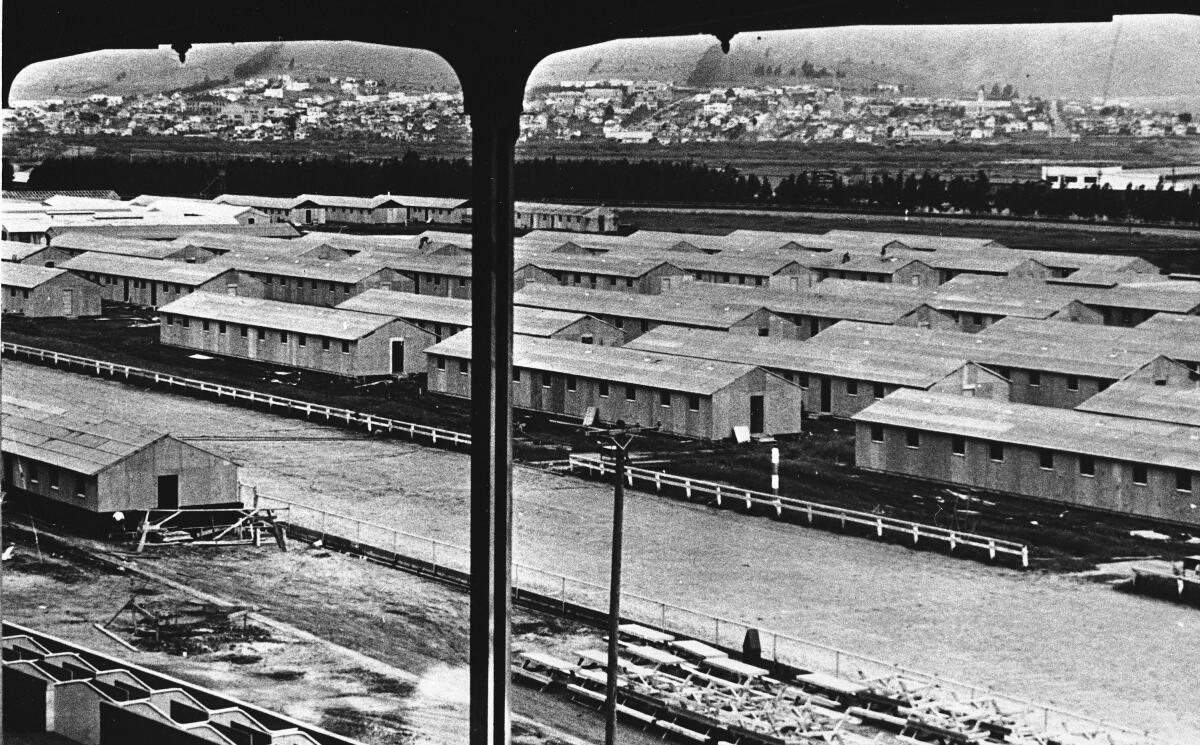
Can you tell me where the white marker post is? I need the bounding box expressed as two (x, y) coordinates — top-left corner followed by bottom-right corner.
(771, 447), (780, 496)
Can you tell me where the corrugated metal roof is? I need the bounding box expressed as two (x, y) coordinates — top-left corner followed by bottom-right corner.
(59, 253), (232, 285)
(2, 263), (70, 289)
(624, 325), (972, 387)
(2, 395), (166, 475)
(515, 283), (768, 329)
(337, 288), (593, 336)
(852, 389), (1200, 471)
(159, 293), (395, 340)
(426, 329), (758, 395)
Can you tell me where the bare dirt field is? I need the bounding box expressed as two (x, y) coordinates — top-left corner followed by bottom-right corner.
(7, 361), (1199, 741)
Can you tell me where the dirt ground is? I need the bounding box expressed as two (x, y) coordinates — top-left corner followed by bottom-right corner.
(1, 523), (648, 745)
(6, 361), (1200, 741)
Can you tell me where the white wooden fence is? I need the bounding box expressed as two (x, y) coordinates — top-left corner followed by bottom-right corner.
(2, 342), (471, 448)
(569, 454), (1030, 567)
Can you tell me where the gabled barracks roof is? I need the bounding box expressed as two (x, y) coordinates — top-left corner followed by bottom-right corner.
(160, 293), (400, 340)
(351, 252), (473, 277)
(809, 253), (931, 275)
(294, 193), (405, 210)
(59, 252), (234, 285)
(514, 201), (611, 217)
(663, 281), (928, 323)
(427, 329), (763, 396)
(394, 195), (470, 210)
(214, 194), (309, 210)
(942, 275), (1200, 314)
(981, 316), (1200, 365)
(3, 395), (170, 476)
(1, 263), (74, 289)
(1075, 369), (1200, 428)
(337, 288), (600, 337)
(516, 252), (687, 279)
(206, 254), (390, 283)
(1139, 312), (1200, 336)
(817, 319), (1158, 380)
(821, 230), (1006, 251)
(624, 325), (978, 388)
(515, 283), (771, 329)
(51, 233), (191, 260)
(852, 389), (1200, 472)
(0, 240), (50, 262)
(45, 223), (301, 240)
(653, 252), (808, 277)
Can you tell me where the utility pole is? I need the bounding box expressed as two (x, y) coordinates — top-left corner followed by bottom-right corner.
(584, 420), (657, 745)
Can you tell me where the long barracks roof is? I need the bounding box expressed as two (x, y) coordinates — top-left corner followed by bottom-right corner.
(517, 253), (687, 278)
(815, 320), (1159, 380)
(393, 195), (470, 210)
(50, 233), (190, 259)
(1075, 374), (1200, 427)
(159, 293), (400, 340)
(59, 253), (233, 285)
(514, 283), (770, 329)
(2, 395), (170, 475)
(941, 275), (1200, 314)
(0, 240), (50, 262)
(336, 288), (599, 337)
(205, 254), (390, 283)
(214, 194), (307, 210)
(44, 223), (301, 240)
(821, 230), (1006, 251)
(514, 201), (608, 217)
(427, 329), (762, 395)
(1, 263), (72, 289)
(981, 316), (1200, 365)
(349, 252), (472, 277)
(662, 281), (926, 323)
(623, 325), (976, 388)
(852, 389), (1200, 471)
(294, 194), (405, 210)
(1139, 312), (1200, 336)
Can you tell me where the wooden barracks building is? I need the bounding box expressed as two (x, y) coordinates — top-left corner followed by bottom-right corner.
(1, 396), (240, 517)
(159, 293), (435, 377)
(425, 330), (806, 440)
(2, 264), (102, 318)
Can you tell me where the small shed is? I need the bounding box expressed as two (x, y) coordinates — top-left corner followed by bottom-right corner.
(2, 263), (102, 317)
(1, 396), (240, 515)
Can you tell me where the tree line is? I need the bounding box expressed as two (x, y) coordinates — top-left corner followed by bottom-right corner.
(21, 152), (1200, 224)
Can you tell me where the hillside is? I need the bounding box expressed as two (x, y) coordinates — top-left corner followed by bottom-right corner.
(528, 14), (1200, 107)
(9, 40), (460, 100)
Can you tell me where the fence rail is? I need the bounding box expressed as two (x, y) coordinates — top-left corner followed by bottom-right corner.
(259, 493), (1162, 745)
(2, 342), (471, 448)
(569, 454), (1029, 567)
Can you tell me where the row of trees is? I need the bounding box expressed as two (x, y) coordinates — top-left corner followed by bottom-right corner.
(21, 152), (1200, 224)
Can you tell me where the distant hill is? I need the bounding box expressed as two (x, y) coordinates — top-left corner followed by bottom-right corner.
(528, 14), (1200, 107)
(9, 40), (460, 100)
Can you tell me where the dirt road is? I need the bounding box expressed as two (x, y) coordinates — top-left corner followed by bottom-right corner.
(8, 361), (1199, 740)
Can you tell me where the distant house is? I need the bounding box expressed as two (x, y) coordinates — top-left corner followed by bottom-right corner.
(2, 264), (102, 318)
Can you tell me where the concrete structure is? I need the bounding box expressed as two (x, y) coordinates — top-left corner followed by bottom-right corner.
(514, 202), (618, 232)
(338, 288), (625, 345)
(58, 253), (241, 309)
(2, 264), (102, 317)
(515, 283), (797, 340)
(426, 330), (805, 439)
(159, 293), (432, 377)
(625, 325), (1010, 419)
(2, 626), (354, 745)
(853, 389), (1200, 527)
(1, 396), (240, 515)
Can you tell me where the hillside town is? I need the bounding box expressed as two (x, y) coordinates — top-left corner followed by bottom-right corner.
(5, 74), (1198, 147)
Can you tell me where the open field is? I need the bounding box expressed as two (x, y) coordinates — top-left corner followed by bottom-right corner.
(7, 361), (1200, 741)
(7, 318), (1198, 566)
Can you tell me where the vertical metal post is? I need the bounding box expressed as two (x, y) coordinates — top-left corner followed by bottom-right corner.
(771, 447), (779, 495)
(605, 442), (627, 745)
(464, 44), (520, 745)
